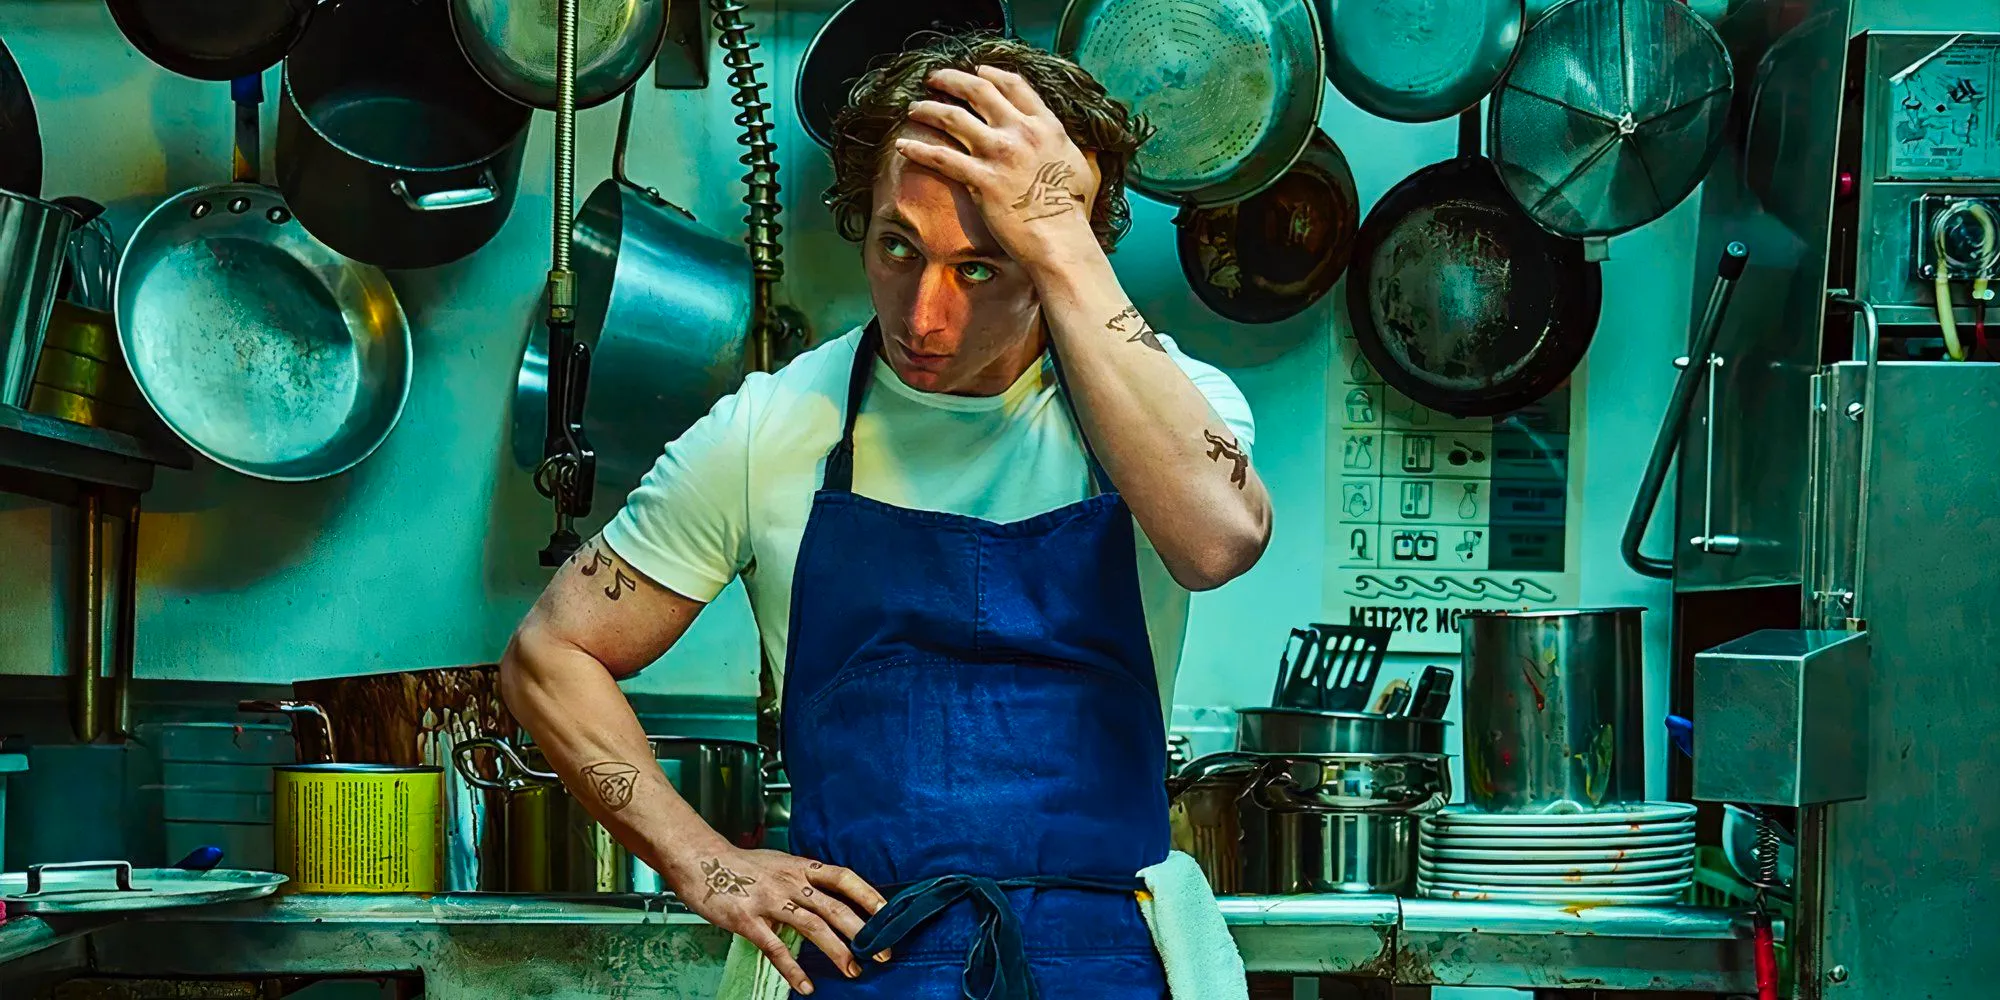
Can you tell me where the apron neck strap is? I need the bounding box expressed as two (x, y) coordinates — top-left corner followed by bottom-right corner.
(822, 321), (1115, 496)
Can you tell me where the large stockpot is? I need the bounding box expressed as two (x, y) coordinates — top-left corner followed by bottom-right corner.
(454, 735), (766, 893)
(1459, 607), (1645, 813)
(1168, 751), (1447, 896)
(0, 191), (77, 407)
(277, 0), (531, 269)
(511, 88), (751, 490)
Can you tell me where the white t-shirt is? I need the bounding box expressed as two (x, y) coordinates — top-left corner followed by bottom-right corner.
(601, 326), (1256, 718)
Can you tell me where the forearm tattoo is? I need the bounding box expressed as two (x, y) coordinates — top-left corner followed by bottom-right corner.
(1107, 305), (1165, 353)
(581, 761), (641, 811)
(1204, 429), (1249, 489)
(701, 858), (757, 901)
(1012, 161), (1083, 221)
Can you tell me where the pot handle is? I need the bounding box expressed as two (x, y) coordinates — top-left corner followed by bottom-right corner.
(452, 736), (554, 790)
(1165, 751), (1267, 799)
(239, 699), (335, 764)
(390, 174), (499, 212)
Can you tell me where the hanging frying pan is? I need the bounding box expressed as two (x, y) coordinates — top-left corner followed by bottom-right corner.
(1317, 0), (1524, 123)
(796, 0), (1012, 152)
(448, 0), (668, 110)
(1345, 109), (1599, 417)
(105, 0), (318, 81)
(1175, 128), (1359, 325)
(0, 32), (42, 197)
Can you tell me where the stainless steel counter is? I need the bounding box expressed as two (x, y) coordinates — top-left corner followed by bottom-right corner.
(0, 893), (1761, 997)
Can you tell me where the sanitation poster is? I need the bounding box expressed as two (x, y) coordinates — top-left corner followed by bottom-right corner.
(1324, 334), (1586, 653)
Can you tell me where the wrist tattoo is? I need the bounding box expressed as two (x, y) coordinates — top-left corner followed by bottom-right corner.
(1106, 305), (1165, 353)
(1203, 429), (1250, 489)
(702, 858), (757, 901)
(1013, 161), (1083, 221)
(581, 761), (641, 811)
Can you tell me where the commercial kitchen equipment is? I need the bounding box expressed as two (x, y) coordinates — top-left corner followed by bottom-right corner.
(1316, 0), (1524, 123)
(1176, 129), (1361, 326)
(105, 0), (316, 80)
(1460, 606), (1646, 813)
(1666, 8), (2000, 998)
(449, 0), (668, 110)
(0, 32), (43, 198)
(0, 190), (75, 409)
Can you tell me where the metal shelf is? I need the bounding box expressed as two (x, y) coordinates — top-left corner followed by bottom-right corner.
(0, 403), (191, 503)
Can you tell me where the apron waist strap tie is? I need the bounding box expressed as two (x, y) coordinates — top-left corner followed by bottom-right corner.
(851, 872), (1147, 1000)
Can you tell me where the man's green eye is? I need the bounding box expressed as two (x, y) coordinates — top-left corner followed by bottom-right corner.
(880, 236), (916, 260)
(958, 262), (996, 283)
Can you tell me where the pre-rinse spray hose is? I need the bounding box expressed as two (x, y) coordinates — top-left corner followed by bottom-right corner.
(710, 0), (786, 371)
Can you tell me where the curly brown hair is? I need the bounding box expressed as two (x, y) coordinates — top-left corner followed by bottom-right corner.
(822, 33), (1154, 252)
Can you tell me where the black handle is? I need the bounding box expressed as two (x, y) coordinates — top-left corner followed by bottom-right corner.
(1621, 241), (1749, 579)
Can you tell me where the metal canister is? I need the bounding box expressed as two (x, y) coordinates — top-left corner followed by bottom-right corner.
(272, 763), (442, 893)
(0, 191), (76, 407)
(1459, 607), (1646, 812)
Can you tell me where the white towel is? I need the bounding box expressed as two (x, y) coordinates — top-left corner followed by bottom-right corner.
(1137, 850), (1251, 1000)
(713, 850), (1245, 1000)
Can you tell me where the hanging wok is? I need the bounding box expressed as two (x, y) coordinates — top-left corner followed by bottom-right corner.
(1345, 109), (1599, 417)
(106, 0), (318, 81)
(512, 88), (751, 492)
(0, 32), (41, 197)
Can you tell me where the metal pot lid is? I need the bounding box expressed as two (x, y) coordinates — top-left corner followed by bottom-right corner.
(1177, 129), (1359, 325)
(1057, 0), (1325, 207)
(1318, 0), (1524, 123)
(1, 861), (285, 915)
(796, 0), (1013, 152)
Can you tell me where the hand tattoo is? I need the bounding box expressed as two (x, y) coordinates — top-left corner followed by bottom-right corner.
(783, 901), (802, 913)
(1012, 161), (1082, 221)
(1203, 429), (1249, 489)
(1107, 305), (1165, 353)
(701, 858), (757, 901)
(603, 568), (637, 601)
(581, 761), (641, 811)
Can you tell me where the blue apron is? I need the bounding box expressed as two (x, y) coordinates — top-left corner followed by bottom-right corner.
(781, 324), (1171, 999)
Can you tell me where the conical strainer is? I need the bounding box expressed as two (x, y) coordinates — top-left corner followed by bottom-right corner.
(1488, 0), (1733, 239)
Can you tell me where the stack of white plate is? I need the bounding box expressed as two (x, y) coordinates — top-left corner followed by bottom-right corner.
(1417, 802), (1697, 904)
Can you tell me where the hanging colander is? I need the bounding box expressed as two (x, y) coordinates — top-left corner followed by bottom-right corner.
(1487, 0), (1734, 239)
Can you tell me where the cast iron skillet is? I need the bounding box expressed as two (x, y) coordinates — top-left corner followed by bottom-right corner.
(1345, 109), (1599, 417)
(106, 0), (318, 81)
(796, 0), (1012, 151)
(1176, 128), (1359, 325)
(0, 33), (41, 196)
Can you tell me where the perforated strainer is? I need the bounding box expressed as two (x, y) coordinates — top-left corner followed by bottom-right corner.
(1056, 0), (1325, 207)
(1488, 0), (1734, 239)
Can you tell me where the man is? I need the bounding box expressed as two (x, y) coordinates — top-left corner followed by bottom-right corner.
(500, 34), (1271, 998)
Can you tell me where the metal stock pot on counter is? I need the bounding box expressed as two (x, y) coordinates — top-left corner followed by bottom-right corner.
(1168, 709), (1453, 896)
(454, 735), (767, 894)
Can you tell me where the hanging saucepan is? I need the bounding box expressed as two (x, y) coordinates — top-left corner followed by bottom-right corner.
(1346, 110), (1599, 417)
(1316, 0), (1525, 123)
(0, 31), (42, 197)
(511, 88), (752, 492)
(1175, 128), (1359, 327)
(276, 0), (531, 269)
(449, 0), (668, 110)
(116, 76), (412, 481)
(796, 0), (1013, 152)
(1056, 0), (1325, 207)
(105, 0), (317, 81)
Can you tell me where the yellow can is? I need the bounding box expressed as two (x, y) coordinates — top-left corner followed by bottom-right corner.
(273, 763), (443, 893)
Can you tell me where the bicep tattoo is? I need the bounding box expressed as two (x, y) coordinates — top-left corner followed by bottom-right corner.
(570, 538), (639, 601)
(581, 761), (642, 811)
(1203, 429), (1249, 489)
(1106, 305), (1166, 353)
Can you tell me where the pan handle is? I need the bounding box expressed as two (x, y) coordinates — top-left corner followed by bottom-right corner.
(239, 699), (336, 763)
(390, 174), (499, 212)
(1621, 242), (1749, 578)
(452, 735), (556, 789)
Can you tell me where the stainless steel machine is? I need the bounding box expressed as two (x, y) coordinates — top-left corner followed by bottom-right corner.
(1654, 2), (2000, 995)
